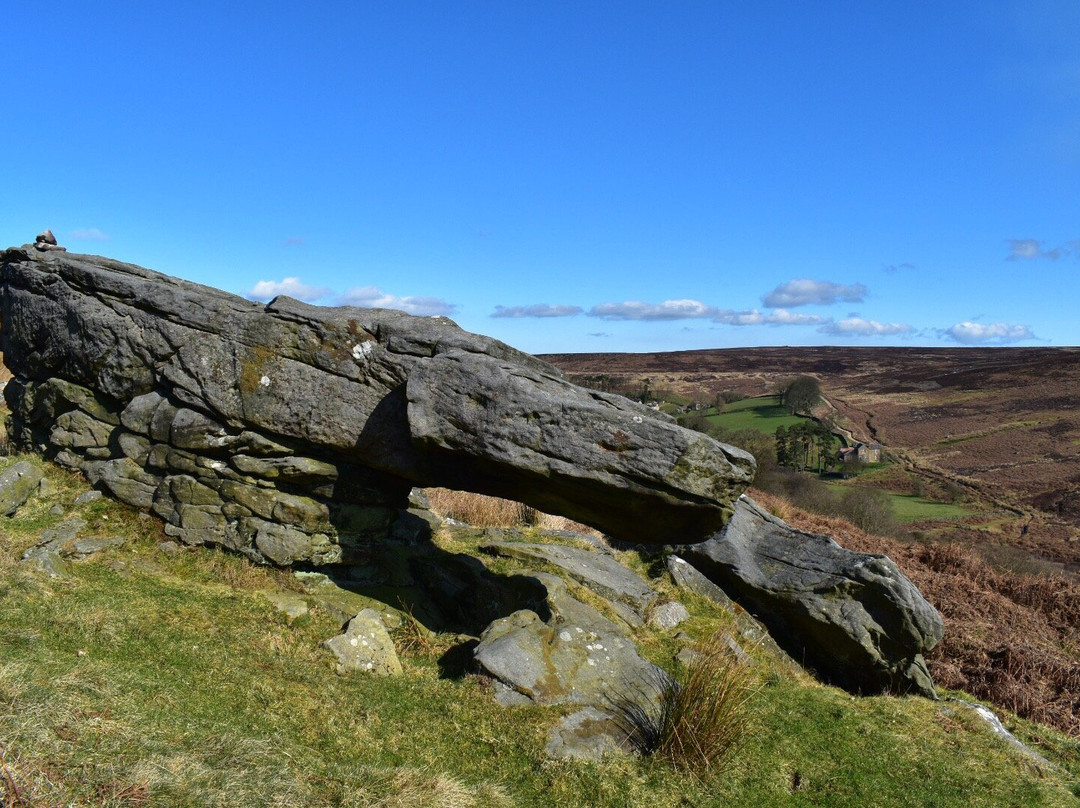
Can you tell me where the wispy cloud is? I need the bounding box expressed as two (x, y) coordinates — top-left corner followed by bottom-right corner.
(586, 299), (826, 326)
(762, 279), (867, 307)
(942, 322), (1036, 344)
(69, 227), (108, 241)
(715, 308), (829, 326)
(283, 236), (306, 246)
(1006, 238), (1079, 260)
(588, 332), (610, 338)
(492, 304), (583, 318)
(247, 277), (330, 302)
(884, 262), (915, 273)
(339, 286), (456, 317)
(818, 317), (914, 337)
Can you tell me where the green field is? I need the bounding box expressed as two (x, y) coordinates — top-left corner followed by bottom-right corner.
(825, 483), (973, 523)
(887, 493), (972, 523)
(704, 396), (810, 434)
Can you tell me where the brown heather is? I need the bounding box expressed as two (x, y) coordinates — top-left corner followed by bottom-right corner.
(752, 488), (1080, 737)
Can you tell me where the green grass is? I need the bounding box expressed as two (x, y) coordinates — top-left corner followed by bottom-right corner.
(825, 481), (973, 524)
(703, 396), (809, 434)
(1, 455), (1077, 806)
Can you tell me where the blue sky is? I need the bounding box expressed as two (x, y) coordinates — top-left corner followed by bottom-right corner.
(3, 2), (1077, 354)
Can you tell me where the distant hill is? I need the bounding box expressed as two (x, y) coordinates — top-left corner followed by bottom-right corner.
(544, 347), (1080, 570)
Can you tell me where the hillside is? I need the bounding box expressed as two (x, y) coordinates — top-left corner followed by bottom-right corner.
(2, 455), (1079, 807)
(544, 347), (1080, 570)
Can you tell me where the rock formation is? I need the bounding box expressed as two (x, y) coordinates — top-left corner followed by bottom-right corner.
(677, 496), (944, 696)
(1, 245), (755, 564)
(0, 243), (944, 701)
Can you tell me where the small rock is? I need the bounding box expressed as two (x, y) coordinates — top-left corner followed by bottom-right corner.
(48, 505), (65, 517)
(322, 608), (403, 676)
(74, 490), (103, 507)
(38, 477), (57, 498)
(156, 540), (181, 555)
(0, 461), (44, 516)
(647, 601), (690, 630)
(35, 229), (57, 245)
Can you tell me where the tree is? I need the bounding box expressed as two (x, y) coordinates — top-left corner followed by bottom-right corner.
(782, 376), (822, 415)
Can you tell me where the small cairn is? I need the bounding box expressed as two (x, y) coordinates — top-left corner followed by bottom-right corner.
(33, 230), (66, 252)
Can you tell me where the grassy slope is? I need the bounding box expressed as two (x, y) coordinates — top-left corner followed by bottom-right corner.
(1, 456), (1078, 807)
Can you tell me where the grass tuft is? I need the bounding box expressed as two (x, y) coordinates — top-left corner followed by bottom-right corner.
(614, 633), (756, 775)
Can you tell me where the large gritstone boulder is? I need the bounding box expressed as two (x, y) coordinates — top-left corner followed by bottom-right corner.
(0, 245), (754, 563)
(677, 496), (944, 697)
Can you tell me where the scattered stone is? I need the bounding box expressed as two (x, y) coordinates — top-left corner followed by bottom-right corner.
(0, 460), (43, 516)
(677, 495), (944, 697)
(322, 608), (403, 676)
(74, 490), (103, 507)
(647, 601), (690, 630)
(48, 504), (65, 517)
(156, 540), (181, 555)
(37, 477), (56, 498)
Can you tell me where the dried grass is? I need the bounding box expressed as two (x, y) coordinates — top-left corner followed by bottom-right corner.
(423, 489), (598, 535)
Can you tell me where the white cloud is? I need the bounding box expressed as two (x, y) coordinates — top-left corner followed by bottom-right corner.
(1006, 238), (1079, 260)
(818, 317), (914, 337)
(247, 277), (330, 302)
(339, 286), (456, 317)
(884, 262), (915, 273)
(943, 322), (1036, 344)
(492, 304), (583, 318)
(69, 227), (108, 241)
(588, 299), (715, 321)
(762, 279), (868, 308)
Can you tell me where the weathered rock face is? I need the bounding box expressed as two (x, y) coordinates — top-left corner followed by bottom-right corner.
(677, 496), (944, 697)
(0, 246), (754, 563)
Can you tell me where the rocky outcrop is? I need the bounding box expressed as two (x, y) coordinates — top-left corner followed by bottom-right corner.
(677, 496), (944, 697)
(0, 245), (755, 564)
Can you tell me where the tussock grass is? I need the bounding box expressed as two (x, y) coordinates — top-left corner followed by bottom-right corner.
(614, 633), (756, 775)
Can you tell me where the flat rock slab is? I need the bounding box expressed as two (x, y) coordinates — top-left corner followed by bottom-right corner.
(677, 495), (944, 696)
(481, 542), (657, 613)
(546, 707), (637, 761)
